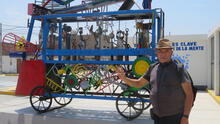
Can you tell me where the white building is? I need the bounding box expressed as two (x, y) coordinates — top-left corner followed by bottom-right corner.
(208, 23), (220, 96)
(0, 23), (2, 73)
(166, 34), (208, 90)
(0, 42), (22, 74)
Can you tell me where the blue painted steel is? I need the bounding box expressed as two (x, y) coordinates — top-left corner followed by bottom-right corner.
(26, 17), (35, 42)
(33, 9), (156, 20)
(9, 52), (25, 58)
(45, 48), (154, 56)
(28, 9), (164, 64)
(157, 18), (161, 43)
(58, 22), (62, 61)
(42, 19), (50, 61)
(53, 0), (65, 5)
(157, 9), (165, 42)
(45, 60), (134, 64)
(50, 93), (150, 102)
(151, 10), (156, 62)
(161, 10), (165, 38)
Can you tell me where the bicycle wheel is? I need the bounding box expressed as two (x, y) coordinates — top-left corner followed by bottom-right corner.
(54, 86), (73, 106)
(138, 88), (151, 110)
(116, 91), (144, 120)
(30, 86), (52, 113)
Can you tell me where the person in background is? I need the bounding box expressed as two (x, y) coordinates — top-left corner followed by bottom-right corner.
(116, 39), (194, 124)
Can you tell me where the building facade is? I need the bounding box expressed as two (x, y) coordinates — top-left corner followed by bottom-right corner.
(0, 23), (2, 73)
(0, 41), (22, 74)
(208, 23), (220, 96)
(166, 34), (208, 90)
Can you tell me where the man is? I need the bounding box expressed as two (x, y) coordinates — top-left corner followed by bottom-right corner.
(116, 39), (194, 124)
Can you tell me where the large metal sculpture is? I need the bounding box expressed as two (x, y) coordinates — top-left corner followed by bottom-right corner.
(2, 0), (165, 120)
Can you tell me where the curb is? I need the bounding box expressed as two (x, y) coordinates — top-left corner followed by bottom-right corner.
(0, 74), (18, 76)
(207, 89), (220, 106)
(0, 86), (16, 95)
(0, 91), (15, 95)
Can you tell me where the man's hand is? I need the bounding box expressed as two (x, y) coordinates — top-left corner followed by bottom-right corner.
(116, 66), (126, 80)
(180, 117), (188, 124)
(115, 66), (148, 88)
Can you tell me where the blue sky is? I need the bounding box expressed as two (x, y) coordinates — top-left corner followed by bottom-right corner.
(153, 0), (220, 35)
(0, 0), (220, 41)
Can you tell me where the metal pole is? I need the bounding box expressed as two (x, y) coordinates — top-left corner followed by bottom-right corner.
(42, 19), (49, 62)
(27, 17), (35, 42)
(151, 10), (156, 62)
(58, 22), (62, 61)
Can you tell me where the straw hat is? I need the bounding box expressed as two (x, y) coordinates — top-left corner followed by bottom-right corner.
(156, 39), (173, 49)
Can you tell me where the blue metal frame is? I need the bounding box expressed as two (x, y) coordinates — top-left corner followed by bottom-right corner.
(27, 17), (35, 42)
(33, 9), (157, 20)
(28, 9), (164, 64)
(45, 48), (154, 56)
(42, 19), (50, 61)
(151, 10), (156, 62)
(51, 93), (150, 102)
(58, 22), (62, 61)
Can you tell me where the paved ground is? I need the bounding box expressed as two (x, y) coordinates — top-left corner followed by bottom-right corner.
(0, 75), (17, 95)
(0, 75), (220, 124)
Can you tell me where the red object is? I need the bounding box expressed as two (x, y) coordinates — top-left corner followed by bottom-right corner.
(1, 33), (38, 53)
(16, 60), (45, 96)
(42, 0), (52, 7)
(28, 3), (34, 15)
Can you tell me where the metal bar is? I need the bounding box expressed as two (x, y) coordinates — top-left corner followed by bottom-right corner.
(33, 9), (155, 19)
(162, 10), (165, 38)
(151, 10), (156, 62)
(26, 17), (35, 42)
(53, 0), (65, 5)
(45, 60), (134, 64)
(157, 18), (161, 41)
(50, 93), (150, 102)
(58, 22), (62, 61)
(51, 94), (118, 100)
(42, 0), (52, 7)
(68, 91), (121, 96)
(42, 19), (50, 61)
(45, 48), (155, 56)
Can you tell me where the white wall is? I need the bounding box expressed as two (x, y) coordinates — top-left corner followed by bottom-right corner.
(0, 23), (2, 73)
(166, 34), (208, 88)
(2, 56), (17, 73)
(208, 24), (220, 95)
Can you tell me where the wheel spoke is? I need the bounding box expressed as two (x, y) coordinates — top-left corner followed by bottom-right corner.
(122, 105), (129, 113)
(117, 103), (128, 105)
(42, 101), (46, 110)
(129, 106), (131, 117)
(58, 98), (62, 103)
(46, 99), (51, 103)
(37, 101), (41, 110)
(32, 99), (40, 105)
